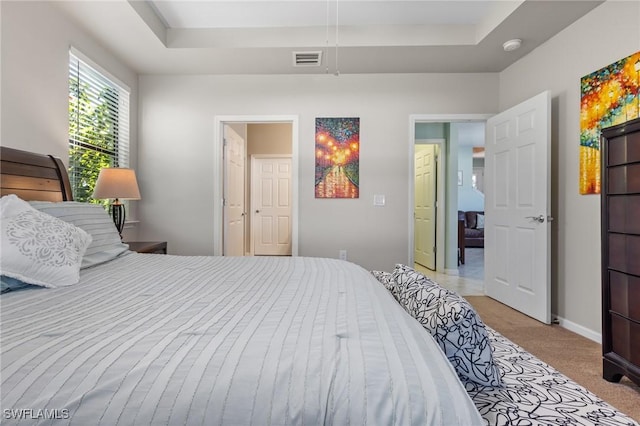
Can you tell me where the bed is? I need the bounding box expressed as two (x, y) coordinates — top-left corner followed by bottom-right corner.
(0, 146), (481, 425)
(1, 146), (638, 426)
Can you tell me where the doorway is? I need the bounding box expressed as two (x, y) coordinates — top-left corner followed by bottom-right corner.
(213, 115), (299, 257)
(410, 92), (551, 324)
(409, 115), (491, 274)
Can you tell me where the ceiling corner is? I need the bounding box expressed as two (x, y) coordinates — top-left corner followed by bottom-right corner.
(128, 0), (168, 46)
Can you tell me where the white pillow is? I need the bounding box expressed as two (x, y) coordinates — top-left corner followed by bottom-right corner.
(476, 213), (485, 229)
(1, 195), (92, 287)
(29, 201), (130, 269)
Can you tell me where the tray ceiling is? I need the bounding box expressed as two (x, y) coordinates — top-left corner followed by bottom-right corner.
(54, 0), (603, 74)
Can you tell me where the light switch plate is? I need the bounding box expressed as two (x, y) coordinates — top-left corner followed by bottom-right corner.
(373, 194), (385, 206)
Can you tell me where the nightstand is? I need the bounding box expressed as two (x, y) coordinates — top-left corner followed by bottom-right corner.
(126, 241), (167, 254)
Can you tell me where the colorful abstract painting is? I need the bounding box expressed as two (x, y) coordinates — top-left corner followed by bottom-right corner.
(315, 117), (360, 198)
(580, 51), (640, 194)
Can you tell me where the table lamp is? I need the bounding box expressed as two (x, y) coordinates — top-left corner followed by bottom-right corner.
(92, 168), (141, 238)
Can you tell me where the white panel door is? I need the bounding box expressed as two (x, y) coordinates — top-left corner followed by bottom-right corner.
(223, 125), (246, 256)
(414, 145), (437, 269)
(252, 157), (292, 256)
(485, 91), (551, 324)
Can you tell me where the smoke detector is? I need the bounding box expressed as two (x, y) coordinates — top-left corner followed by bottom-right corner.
(503, 39), (522, 52)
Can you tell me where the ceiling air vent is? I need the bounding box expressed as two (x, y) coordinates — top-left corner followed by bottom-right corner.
(293, 51), (322, 67)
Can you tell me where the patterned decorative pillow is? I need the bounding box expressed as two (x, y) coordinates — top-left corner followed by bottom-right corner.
(393, 264), (503, 387)
(391, 263), (440, 309)
(370, 270), (397, 295)
(29, 201), (130, 269)
(1, 195), (92, 288)
(414, 288), (502, 386)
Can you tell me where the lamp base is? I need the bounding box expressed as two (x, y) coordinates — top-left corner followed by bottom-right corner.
(110, 201), (126, 239)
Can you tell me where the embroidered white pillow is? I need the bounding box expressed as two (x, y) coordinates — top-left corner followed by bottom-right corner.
(0, 195), (92, 288)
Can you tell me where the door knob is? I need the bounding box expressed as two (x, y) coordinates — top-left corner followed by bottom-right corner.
(255, 210), (260, 213)
(526, 215), (545, 223)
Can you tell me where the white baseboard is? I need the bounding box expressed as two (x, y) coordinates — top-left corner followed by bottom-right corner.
(444, 268), (459, 276)
(554, 315), (601, 344)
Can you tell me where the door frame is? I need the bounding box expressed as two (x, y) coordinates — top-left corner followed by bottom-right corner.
(213, 115), (299, 256)
(408, 114), (492, 273)
(250, 154), (293, 256)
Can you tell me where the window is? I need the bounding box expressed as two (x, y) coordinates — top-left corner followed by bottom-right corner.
(68, 49), (130, 202)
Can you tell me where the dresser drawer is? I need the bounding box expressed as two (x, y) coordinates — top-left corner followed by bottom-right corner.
(608, 195), (640, 234)
(609, 271), (640, 322)
(607, 130), (640, 166)
(610, 314), (640, 366)
(608, 234), (640, 276)
(608, 163), (640, 194)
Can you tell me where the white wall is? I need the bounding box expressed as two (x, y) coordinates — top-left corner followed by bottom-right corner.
(0, 1), (140, 236)
(499, 1), (640, 337)
(138, 73), (499, 269)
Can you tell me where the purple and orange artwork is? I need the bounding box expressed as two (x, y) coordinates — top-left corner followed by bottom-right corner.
(315, 117), (360, 198)
(580, 51), (640, 195)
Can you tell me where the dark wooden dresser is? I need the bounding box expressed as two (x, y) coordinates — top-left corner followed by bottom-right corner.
(600, 116), (640, 386)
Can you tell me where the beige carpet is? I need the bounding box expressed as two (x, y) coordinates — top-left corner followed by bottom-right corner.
(466, 296), (640, 423)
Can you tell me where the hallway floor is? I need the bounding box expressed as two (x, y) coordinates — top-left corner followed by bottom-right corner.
(414, 247), (485, 296)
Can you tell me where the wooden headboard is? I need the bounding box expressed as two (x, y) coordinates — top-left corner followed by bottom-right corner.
(0, 146), (73, 201)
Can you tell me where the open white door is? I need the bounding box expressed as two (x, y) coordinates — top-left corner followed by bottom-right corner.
(223, 125), (246, 256)
(485, 91), (551, 324)
(414, 145), (437, 269)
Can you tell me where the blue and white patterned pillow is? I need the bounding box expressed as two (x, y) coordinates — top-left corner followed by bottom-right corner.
(391, 263), (441, 311)
(393, 264), (503, 387)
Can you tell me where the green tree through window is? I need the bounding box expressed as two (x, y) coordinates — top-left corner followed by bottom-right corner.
(68, 50), (130, 203)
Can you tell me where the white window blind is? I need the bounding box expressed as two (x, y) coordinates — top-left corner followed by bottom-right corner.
(68, 50), (130, 202)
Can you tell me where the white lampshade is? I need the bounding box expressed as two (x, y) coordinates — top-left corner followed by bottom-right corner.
(92, 168), (141, 200)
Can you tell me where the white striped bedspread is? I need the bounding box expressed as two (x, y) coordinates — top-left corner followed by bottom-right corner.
(1, 254), (483, 426)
